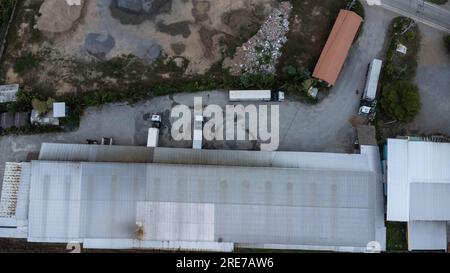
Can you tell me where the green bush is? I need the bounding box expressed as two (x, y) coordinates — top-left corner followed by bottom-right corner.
(383, 17), (420, 83)
(380, 81), (421, 122)
(0, 124), (63, 136)
(14, 53), (41, 73)
(239, 73), (276, 89)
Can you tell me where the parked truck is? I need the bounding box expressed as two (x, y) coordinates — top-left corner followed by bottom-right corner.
(147, 113), (162, 147)
(229, 90), (285, 102)
(359, 59), (382, 118)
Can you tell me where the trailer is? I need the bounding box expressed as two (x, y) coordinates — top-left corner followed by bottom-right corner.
(363, 59), (382, 101)
(147, 128), (159, 148)
(229, 90), (284, 102)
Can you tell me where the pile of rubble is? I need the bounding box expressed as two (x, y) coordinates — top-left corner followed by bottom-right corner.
(224, 1), (292, 76)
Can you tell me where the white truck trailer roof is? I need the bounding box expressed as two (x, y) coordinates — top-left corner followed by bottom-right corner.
(229, 90), (272, 102)
(147, 128), (159, 148)
(363, 59), (383, 101)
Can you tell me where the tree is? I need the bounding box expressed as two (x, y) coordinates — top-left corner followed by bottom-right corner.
(380, 81), (421, 122)
(32, 97), (54, 115)
(444, 35), (450, 54)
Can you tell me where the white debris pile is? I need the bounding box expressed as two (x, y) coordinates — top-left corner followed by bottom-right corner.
(224, 2), (292, 76)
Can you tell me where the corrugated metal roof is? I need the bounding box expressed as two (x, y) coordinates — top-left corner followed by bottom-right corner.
(0, 163), (23, 219)
(136, 201), (215, 241)
(387, 139), (450, 221)
(408, 221), (447, 251)
(410, 183), (450, 221)
(387, 139), (450, 251)
(0, 84), (19, 103)
(39, 143), (373, 171)
(39, 143), (154, 163)
(28, 162), (82, 243)
(387, 139), (409, 221)
(153, 147), (370, 171)
(312, 10), (363, 85)
(27, 160), (379, 250)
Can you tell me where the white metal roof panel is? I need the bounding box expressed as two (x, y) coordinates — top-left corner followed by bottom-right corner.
(153, 147), (370, 171)
(39, 143), (154, 163)
(364, 59), (382, 100)
(387, 139), (450, 221)
(136, 201), (215, 242)
(387, 139), (409, 221)
(0, 84), (19, 103)
(25, 160), (380, 250)
(408, 221), (447, 251)
(410, 183), (450, 220)
(28, 161), (82, 242)
(53, 102), (66, 118)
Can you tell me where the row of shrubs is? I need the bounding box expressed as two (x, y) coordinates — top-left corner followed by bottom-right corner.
(379, 17), (422, 123)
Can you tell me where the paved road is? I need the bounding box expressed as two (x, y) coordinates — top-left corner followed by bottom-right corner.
(379, 0), (450, 32)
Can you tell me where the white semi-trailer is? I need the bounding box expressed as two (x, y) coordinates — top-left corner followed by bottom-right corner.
(229, 90), (285, 102)
(147, 128), (159, 148)
(363, 59), (383, 101)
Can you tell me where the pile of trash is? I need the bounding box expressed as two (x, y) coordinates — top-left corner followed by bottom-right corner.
(224, 1), (292, 76)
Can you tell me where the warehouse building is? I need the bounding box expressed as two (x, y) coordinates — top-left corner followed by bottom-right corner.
(0, 143), (386, 252)
(387, 138), (450, 251)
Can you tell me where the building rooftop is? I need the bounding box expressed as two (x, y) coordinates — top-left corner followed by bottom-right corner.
(0, 84), (19, 104)
(1, 143), (386, 252)
(387, 138), (450, 251)
(312, 10), (363, 85)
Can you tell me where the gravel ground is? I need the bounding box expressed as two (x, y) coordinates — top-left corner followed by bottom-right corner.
(407, 24), (450, 135)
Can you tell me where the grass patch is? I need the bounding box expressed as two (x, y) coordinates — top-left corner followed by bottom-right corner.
(13, 52), (40, 73)
(386, 222), (408, 252)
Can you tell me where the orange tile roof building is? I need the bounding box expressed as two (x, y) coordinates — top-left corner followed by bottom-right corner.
(312, 10), (363, 86)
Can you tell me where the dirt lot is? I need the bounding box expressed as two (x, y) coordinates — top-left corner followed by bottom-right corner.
(0, 0), (353, 97)
(278, 0), (350, 71)
(0, 0), (276, 94)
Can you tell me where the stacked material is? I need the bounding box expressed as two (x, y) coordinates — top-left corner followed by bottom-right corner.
(224, 1), (292, 75)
